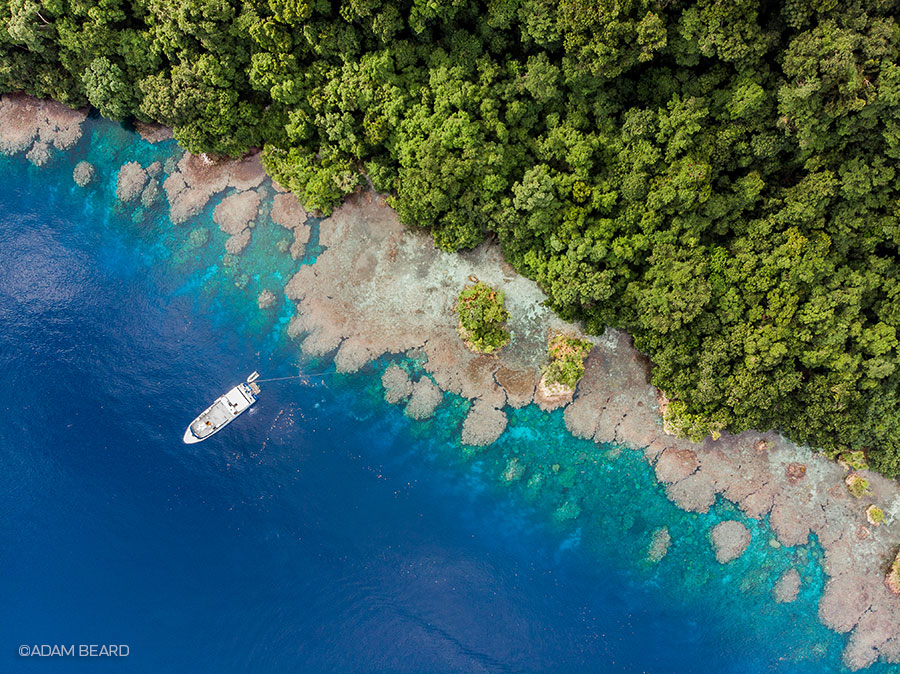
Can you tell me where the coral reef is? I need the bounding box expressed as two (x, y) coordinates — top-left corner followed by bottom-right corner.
(26, 142), (51, 166)
(502, 457), (526, 483)
(494, 366), (537, 409)
(4, 92), (900, 671)
(655, 448), (700, 484)
(774, 568), (801, 603)
(73, 161), (95, 187)
(461, 400), (508, 447)
(277, 187), (900, 669)
(163, 151), (265, 224)
(711, 521), (751, 563)
(382, 364), (413, 404)
(225, 230), (252, 255)
(116, 161), (148, 202)
(214, 190), (259, 235)
(283, 193), (573, 442)
(257, 289), (276, 310)
(134, 122), (173, 144)
(141, 179), (160, 208)
(405, 377), (443, 420)
(647, 527), (671, 563)
(0, 94), (86, 156)
(271, 192), (310, 259)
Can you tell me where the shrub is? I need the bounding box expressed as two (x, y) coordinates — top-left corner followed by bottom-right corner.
(839, 451), (869, 472)
(866, 505), (885, 525)
(542, 334), (593, 389)
(846, 473), (872, 499)
(454, 282), (511, 354)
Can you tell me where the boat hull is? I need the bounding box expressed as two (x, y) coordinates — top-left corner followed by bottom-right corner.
(183, 382), (258, 443)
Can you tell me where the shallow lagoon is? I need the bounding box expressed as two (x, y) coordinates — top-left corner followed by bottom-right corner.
(0, 118), (890, 672)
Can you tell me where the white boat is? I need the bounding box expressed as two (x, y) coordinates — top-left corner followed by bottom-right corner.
(183, 372), (261, 444)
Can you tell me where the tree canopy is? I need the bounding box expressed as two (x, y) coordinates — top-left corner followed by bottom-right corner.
(5, 0), (900, 474)
(455, 281), (511, 354)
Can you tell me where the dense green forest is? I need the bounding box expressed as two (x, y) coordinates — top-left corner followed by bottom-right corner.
(4, 0), (900, 475)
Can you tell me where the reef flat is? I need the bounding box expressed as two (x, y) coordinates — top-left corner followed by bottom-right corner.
(284, 187), (900, 670)
(3, 92), (899, 670)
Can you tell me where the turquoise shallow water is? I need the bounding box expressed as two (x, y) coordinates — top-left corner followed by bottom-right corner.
(0, 116), (893, 672)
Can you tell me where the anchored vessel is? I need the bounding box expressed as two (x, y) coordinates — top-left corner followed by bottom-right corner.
(183, 372), (261, 444)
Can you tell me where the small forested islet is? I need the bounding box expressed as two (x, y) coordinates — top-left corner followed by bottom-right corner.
(543, 334), (593, 390)
(455, 281), (511, 354)
(4, 0), (900, 474)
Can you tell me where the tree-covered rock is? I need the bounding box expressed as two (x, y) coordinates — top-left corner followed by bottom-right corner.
(455, 281), (510, 354)
(542, 333), (592, 389)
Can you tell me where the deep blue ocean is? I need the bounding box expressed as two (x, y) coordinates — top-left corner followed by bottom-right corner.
(0, 118), (891, 673)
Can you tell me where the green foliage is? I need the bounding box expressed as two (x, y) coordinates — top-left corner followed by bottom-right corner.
(867, 504), (885, 524)
(542, 333), (592, 389)
(81, 57), (134, 119)
(454, 281), (510, 354)
(846, 474), (872, 499)
(839, 450), (869, 472)
(6, 0), (900, 475)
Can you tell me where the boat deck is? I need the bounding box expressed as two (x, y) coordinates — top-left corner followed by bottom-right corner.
(189, 385), (255, 439)
(191, 399), (233, 438)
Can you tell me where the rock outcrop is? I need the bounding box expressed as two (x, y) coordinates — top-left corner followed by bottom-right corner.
(887, 550), (900, 595)
(534, 375), (573, 411)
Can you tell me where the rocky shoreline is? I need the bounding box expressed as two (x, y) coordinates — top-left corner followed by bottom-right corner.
(2, 92), (899, 670)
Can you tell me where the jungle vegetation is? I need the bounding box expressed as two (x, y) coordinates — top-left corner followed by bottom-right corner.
(4, 0), (900, 474)
(455, 281), (511, 353)
(846, 473), (872, 499)
(543, 334), (593, 389)
(866, 504), (885, 524)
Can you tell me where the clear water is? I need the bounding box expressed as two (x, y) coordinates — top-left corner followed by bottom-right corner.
(0, 117), (892, 673)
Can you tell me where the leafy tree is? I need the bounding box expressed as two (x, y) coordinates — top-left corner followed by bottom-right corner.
(542, 333), (592, 388)
(81, 56), (134, 119)
(455, 281), (511, 354)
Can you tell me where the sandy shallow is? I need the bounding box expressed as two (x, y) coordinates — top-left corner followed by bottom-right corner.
(3, 93), (899, 670)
